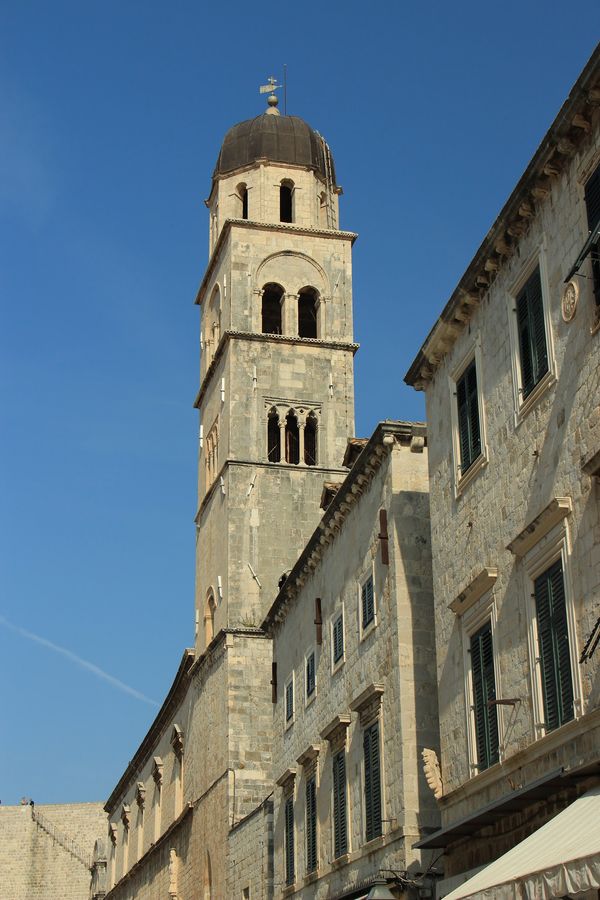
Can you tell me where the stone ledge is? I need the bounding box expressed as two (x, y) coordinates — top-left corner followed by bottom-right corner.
(450, 568), (499, 615)
(506, 497), (572, 557)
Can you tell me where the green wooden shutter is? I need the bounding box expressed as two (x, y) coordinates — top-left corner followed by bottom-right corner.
(333, 751), (347, 857)
(457, 360), (481, 473)
(364, 722), (382, 841)
(470, 622), (499, 770)
(306, 652), (315, 697)
(516, 268), (548, 398)
(362, 576), (374, 629)
(333, 614), (344, 664)
(285, 679), (294, 721)
(284, 795), (294, 885)
(535, 560), (574, 731)
(306, 776), (317, 873)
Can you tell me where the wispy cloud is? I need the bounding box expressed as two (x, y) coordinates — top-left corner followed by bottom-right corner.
(0, 615), (159, 707)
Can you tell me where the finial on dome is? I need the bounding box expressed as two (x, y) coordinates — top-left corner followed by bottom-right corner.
(259, 75), (282, 116)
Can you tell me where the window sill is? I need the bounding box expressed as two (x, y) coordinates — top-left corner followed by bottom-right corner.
(455, 452), (488, 498)
(303, 870), (319, 885)
(360, 619), (377, 643)
(331, 852), (350, 868)
(305, 692), (316, 709)
(284, 717), (295, 732)
(331, 657), (345, 675)
(515, 369), (556, 426)
(363, 833), (385, 851)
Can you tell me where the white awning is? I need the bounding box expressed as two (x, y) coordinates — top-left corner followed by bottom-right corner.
(442, 784), (600, 899)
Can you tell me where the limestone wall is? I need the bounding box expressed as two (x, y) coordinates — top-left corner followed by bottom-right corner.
(420, 82), (600, 878)
(0, 802), (106, 900)
(268, 431), (439, 898)
(228, 798), (274, 900)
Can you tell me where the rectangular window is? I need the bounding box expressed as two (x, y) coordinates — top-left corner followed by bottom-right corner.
(306, 651), (315, 699)
(456, 359), (481, 474)
(516, 267), (548, 400)
(584, 162), (600, 309)
(361, 575), (375, 630)
(285, 676), (294, 724)
(332, 751), (347, 858)
(284, 795), (294, 886)
(305, 775), (317, 874)
(363, 722), (382, 842)
(470, 622), (499, 771)
(332, 612), (344, 665)
(534, 559), (574, 731)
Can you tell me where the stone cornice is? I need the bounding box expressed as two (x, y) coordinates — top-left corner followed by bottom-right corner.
(506, 497), (572, 557)
(405, 46), (600, 390)
(104, 649), (195, 814)
(261, 421), (427, 632)
(194, 330), (359, 409)
(195, 218), (357, 306)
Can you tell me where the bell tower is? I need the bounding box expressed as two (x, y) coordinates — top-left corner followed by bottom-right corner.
(194, 90), (358, 652)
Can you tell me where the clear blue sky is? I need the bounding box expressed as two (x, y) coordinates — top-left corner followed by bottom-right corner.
(1, 2), (597, 805)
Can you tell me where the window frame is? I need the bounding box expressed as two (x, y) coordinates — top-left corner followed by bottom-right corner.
(359, 567), (377, 639)
(507, 244), (556, 425)
(449, 339), (488, 496)
(284, 672), (295, 729)
(461, 591), (503, 777)
(305, 647), (316, 706)
(331, 608), (345, 673)
(523, 523), (582, 740)
(583, 157), (600, 326)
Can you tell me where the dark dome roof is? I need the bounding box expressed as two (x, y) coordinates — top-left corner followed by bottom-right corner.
(213, 113), (336, 184)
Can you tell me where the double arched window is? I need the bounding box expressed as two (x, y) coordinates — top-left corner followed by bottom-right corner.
(260, 283), (320, 338)
(266, 405), (319, 466)
(298, 287), (318, 339)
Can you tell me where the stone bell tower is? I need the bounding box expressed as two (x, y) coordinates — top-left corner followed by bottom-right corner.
(194, 88), (358, 652)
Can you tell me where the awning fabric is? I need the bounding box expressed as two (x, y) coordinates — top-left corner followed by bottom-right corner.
(442, 784), (600, 899)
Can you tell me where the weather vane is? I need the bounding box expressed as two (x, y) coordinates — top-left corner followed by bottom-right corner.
(259, 69), (287, 115)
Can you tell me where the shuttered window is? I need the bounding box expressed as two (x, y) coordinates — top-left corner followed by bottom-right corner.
(332, 751), (347, 858)
(285, 677), (294, 723)
(456, 359), (482, 474)
(333, 613), (344, 665)
(516, 268), (548, 399)
(363, 721), (382, 842)
(470, 621), (499, 771)
(305, 775), (317, 873)
(306, 651), (315, 699)
(534, 559), (574, 732)
(584, 163), (600, 307)
(284, 795), (295, 885)
(361, 575), (375, 630)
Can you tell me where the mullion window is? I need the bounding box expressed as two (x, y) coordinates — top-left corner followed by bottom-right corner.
(363, 722), (382, 842)
(332, 751), (347, 858)
(534, 559), (574, 731)
(516, 268), (548, 399)
(456, 359), (481, 474)
(305, 775), (317, 873)
(284, 795), (295, 885)
(470, 622), (499, 771)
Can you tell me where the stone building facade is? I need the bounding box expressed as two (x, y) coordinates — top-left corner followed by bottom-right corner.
(405, 46), (600, 897)
(262, 421), (440, 898)
(0, 801), (107, 900)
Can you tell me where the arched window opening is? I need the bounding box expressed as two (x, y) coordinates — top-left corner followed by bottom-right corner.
(305, 413), (318, 466)
(267, 408), (281, 462)
(204, 593), (216, 645)
(280, 180), (294, 223)
(261, 283), (283, 334)
(319, 192), (327, 227)
(237, 183), (248, 220)
(298, 288), (318, 339)
(285, 411), (300, 465)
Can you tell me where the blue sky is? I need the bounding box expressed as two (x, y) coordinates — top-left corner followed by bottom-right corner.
(1, 2), (598, 805)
